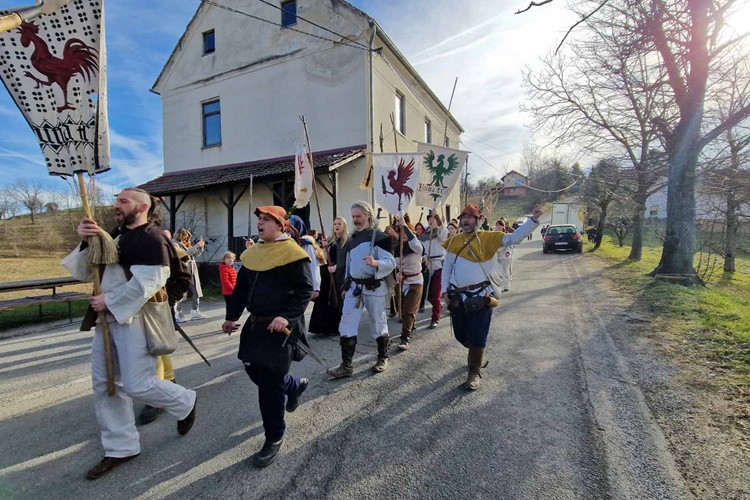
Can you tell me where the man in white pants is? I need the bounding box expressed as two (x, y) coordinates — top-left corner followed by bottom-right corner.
(328, 201), (396, 378)
(63, 188), (197, 480)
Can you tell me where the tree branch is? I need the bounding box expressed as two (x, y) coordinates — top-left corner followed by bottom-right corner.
(515, 0), (554, 15)
(698, 101), (750, 150)
(555, 0), (610, 55)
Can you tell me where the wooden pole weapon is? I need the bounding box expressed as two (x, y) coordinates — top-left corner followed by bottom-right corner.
(300, 116), (338, 307)
(77, 172), (116, 396)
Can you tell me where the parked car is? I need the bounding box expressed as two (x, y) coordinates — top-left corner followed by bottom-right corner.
(515, 217), (528, 226)
(542, 224), (583, 253)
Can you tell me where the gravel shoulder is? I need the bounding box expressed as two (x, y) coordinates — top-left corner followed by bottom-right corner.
(581, 254), (750, 500)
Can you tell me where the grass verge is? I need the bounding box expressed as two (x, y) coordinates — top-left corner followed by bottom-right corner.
(587, 233), (750, 412)
(0, 299), (90, 332)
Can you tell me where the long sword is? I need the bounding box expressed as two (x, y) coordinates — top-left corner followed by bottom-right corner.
(175, 323), (211, 366)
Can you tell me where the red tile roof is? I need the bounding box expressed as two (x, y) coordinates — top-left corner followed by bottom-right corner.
(138, 146), (366, 196)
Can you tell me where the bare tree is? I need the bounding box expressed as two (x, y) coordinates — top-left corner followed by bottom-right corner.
(581, 158), (625, 249)
(623, 0), (750, 279)
(523, 9), (668, 261)
(0, 187), (17, 220)
(7, 180), (44, 224)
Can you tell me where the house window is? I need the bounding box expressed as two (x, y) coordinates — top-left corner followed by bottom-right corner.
(424, 119), (432, 143)
(395, 91), (406, 135)
(202, 100), (221, 148)
(649, 206), (659, 217)
(203, 30), (215, 54)
(281, 0), (297, 27)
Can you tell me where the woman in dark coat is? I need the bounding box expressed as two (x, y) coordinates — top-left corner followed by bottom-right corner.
(222, 206), (313, 468)
(309, 216), (349, 335)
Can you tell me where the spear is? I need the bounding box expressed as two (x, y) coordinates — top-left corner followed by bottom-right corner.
(300, 116), (338, 307)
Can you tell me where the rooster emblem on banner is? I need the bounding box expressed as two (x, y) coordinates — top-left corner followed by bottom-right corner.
(0, 0), (109, 176)
(19, 22), (99, 113)
(373, 153), (422, 215)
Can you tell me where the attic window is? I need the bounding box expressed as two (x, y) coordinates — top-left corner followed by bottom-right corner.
(281, 0), (297, 28)
(203, 30), (215, 55)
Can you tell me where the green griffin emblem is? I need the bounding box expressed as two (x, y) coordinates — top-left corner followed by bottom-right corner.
(423, 150), (460, 200)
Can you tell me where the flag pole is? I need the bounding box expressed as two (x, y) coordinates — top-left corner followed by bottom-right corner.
(300, 116), (338, 307)
(425, 77), (458, 313)
(389, 113), (404, 317)
(77, 171), (116, 396)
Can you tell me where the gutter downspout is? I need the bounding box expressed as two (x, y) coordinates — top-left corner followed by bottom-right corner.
(368, 19), (376, 206)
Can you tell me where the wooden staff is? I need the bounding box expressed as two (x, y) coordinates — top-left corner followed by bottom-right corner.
(424, 77), (458, 305)
(300, 116), (338, 307)
(389, 113), (404, 316)
(77, 172), (115, 396)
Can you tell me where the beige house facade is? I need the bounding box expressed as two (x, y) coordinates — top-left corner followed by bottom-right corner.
(140, 0), (463, 259)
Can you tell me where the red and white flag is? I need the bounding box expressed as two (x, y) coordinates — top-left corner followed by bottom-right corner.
(0, 0), (109, 176)
(294, 144), (313, 208)
(373, 153), (422, 215)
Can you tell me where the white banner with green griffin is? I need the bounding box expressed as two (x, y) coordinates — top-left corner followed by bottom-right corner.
(415, 142), (468, 208)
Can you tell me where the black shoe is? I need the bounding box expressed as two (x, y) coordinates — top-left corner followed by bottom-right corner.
(177, 396), (197, 436)
(253, 439), (283, 468)
(418, 307), (425, 313)
(139, 405), (164, 425)
(86, 454), (139, 480)
(286, 378), (308, 413)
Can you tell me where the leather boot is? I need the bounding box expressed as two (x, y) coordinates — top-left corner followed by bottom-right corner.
(372, 335), (390, 372)
(465, 347), (485, 390)
(397, 332), (410, 351)
(327, 337), (357, 379)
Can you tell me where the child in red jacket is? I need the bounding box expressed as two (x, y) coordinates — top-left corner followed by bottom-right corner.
(219, 252), (237, 322)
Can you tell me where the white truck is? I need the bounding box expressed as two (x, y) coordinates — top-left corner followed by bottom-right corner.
(550, 202), (583, 232)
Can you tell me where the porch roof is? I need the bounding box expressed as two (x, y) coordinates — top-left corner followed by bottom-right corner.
(138, 146), (366, 196)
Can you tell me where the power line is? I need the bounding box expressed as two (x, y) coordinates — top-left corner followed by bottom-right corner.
(203, 1), (369, 51)
(461, 134), (516, 155)
(254, 0), (370, 50)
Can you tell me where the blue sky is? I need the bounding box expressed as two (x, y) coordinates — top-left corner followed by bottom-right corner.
(0, 0), (575, 195)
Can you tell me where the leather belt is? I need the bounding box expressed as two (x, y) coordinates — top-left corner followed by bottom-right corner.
(456, 280), (490, 293)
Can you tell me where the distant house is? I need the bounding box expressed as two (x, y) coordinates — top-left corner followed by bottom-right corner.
(43, 202), (59, 213)
(138, 0), (463, 259)
(645, 169), (750, 224)
(501, 171), (528, 197)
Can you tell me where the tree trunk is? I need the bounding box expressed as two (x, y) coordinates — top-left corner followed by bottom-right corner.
(723, 191), (737, 272)
(628, 205), (645, 261)
(651, 145), (698, 278)
(594, 205), (608, 250)
(29, 209), (35, 224)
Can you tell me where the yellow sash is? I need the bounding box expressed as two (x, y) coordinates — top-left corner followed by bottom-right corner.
(240, 238), (310, 271)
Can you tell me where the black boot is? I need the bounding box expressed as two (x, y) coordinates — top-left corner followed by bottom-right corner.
(397, 332), (410, 350)
(372, 335), (390, 372)
(253, 438), (283, 468)
(327, 337), (357, 378)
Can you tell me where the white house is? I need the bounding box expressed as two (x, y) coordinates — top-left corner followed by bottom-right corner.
(140, 0), (464, 258)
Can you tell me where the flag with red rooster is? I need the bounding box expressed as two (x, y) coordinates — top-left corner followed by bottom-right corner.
(0, 0), (109, 176)
(372, 153), (422, 215)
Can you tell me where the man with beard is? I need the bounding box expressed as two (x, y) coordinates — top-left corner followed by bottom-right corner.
(328, 201), (396, 378)
(63, 188), (197, 480)
(441, 204), (543, 390)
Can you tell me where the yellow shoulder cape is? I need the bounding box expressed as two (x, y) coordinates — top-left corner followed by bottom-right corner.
(240, 238), (310, 272)
(442, 231), (506, 263)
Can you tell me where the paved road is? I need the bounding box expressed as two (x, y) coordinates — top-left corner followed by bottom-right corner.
(0, 225), (692, 499)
